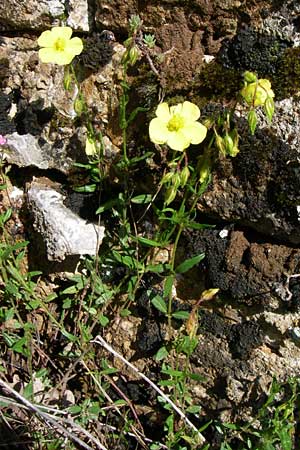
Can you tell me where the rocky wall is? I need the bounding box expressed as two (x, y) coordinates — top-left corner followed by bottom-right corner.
(1, 0), (300, 441)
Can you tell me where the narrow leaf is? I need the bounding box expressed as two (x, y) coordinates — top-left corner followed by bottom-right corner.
(151, 294), (167, 314)
(175, 253), (205, 273)
(131, 194), (152, 204)
(172, 311), (190, 320)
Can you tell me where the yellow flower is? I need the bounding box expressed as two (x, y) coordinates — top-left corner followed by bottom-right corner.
(149, 101), (207, 151)
(85, 136), (100, 156)
(241, 79), (274, 107)
(38, 27), (83, 65)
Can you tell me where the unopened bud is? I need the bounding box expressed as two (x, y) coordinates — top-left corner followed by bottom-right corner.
(198, 155), (211, 183)
(128, 46), (140, 66)
(74, 95), (84, 116)
(172, 172), (181, 189)
(180, 166), (190, 187)
(243, 71), (257, 84)
(223, 133), (234, 155)
(215, 132), (226, 155)
(123, 37), (133, 48)
(161, 171), (174, 185)
(164, 186), (177, 206)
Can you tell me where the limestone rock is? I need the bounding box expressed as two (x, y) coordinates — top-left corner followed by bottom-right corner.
(0, 0), (65, 30)
(27, 178), (105, 261)
(66, 0), (90, 32)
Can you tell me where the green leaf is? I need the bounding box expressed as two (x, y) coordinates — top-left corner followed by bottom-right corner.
(120, 309), (131, 317)
(44, 293), (58, 302)
(23, 382), (33, 399)
(1, 208), (12, 224)
(133, 236), (161, 247)
(155, 346), (169, 361)
(68, 405), (82, 414)
(61, 329), (77, 342)
(73, 184), (97, 193)
(131, 194), (152, 204)
(163, 275), (174, 298)
(128, 151), (154, 165)
(145, 263), (169, 273)
(127, 106), (148, 126)
(278, 430), (292, 450)
(186, 405), (201, 414)
(96, 197), (120, 214)
(151, 294), (167, 314)
(175, 253), (205, 273)
(187, 221), (214, 230)
(61, 285), (78, 295)
(248, 109), (257, 135)
(172, 311), (190, 320)
(112, 250), (142, 270)
(99, 314), (109, 327)
(161, 367), (184, 378)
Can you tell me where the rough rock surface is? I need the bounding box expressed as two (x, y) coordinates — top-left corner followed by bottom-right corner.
(1, 0), (300, 442)
(27, 178), (105, 261)
(0, 0), (65, 30)
(197, 117), (300, 244)
(0, 35), (124, 171)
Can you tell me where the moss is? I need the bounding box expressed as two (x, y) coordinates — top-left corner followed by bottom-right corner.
(194, 62), (242, 105)
(273, 47), (300, 100)
(219, 27), (290, 77)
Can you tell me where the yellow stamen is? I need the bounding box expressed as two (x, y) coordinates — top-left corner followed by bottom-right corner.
(167, 114), (184, 132)
(54, 38), (66, 52)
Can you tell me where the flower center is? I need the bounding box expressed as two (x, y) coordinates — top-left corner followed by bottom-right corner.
(54, 38), (66, 52)
(167, 114), (185, 132)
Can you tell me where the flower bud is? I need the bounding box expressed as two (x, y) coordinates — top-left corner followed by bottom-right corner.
(243, 71), (257, 83)
(198, 154), (211, 183)
(164, 186), (177, 205)
(172, 172), (181, 189)
(180, 166), (190, 187)
(123, 37), (133, 48)
(161, 171), (174, 185)
(223, 133), (234, 155)
(264, 96), (275, 123)
(214, 132), (226, 155)
(247, 109), (257, 135)
(128, 46), (140, 66)
(74, 95), (84, 116)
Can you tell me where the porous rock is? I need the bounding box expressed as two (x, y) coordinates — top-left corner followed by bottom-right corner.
(27, 178), (105, 261)
(0, 0), (65, 30)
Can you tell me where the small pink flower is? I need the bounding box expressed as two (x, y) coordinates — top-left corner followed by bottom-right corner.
(0, 135), (7, 145)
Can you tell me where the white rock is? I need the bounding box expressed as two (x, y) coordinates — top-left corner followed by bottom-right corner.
(66, 0), (90, 31)
(27, 179), (105, 261)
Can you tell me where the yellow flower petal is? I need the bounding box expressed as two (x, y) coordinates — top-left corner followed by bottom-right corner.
(149, 118), (169, 144)
(85, 137), (98, 156)
(166, 131), (190, 151)
(155, 103), (171, 122)
(181, 101), (200, 121)
(38, 30), (55, 47)
(39, 47), (73, 65)
(66, 37), (84, 56)
(182, 122), (207, 145)
(170, 103), (183, 116)
(51, 26), (73, 41)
